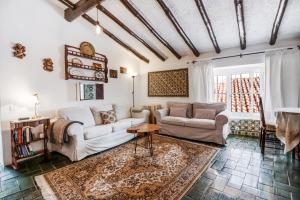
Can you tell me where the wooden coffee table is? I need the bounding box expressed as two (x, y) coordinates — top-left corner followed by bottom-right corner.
(127, 124), (160, 156)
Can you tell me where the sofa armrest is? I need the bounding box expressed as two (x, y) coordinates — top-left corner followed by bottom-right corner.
(67, 123), (84, 142)
(215, 110), (229, 127)
(154, 109), (168, 123)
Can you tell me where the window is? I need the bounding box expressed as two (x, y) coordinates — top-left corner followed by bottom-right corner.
(214, 64), (264, 116)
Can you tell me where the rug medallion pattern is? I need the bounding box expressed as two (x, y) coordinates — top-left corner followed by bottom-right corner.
(38, 135), (218, 200)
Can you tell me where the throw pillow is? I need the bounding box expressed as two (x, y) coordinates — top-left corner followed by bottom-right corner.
(194, 109), (216, 120)
(100, 110), (117, 124)
(169, 107), (187, 118)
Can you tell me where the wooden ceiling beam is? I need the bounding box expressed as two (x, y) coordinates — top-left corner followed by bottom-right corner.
(58, 0), (149, 63)
(234, 0), (246, 50)
(64, 0), (103, 22)
(97, 5), (166, 61)
(156, 0), (200, 57)
(120, 0), (182, 59)
(194, 0), (221, 53)
(269, 0), (289, 45)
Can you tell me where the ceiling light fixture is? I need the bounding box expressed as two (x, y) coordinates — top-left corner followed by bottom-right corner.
(95, 6), (102, 34)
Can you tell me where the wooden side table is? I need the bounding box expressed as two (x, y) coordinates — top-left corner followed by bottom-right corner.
(143, 104), (162, 124)
(10, 117), (50, 169)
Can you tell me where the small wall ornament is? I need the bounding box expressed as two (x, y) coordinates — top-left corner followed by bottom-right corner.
(43, 58), (54, 72)
(109, 69), (118, 78)
(13, 43), (26, 59)
(120, 66), (127, 74)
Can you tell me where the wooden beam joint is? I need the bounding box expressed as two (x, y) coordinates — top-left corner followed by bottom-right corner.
(234, 0), (246, 50)
(194, 0), (220, 53)
(156, 0), (200, 57)
(269, 0), (289, 45)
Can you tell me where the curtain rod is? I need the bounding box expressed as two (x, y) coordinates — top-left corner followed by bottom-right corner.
(187, 45), (300, 64)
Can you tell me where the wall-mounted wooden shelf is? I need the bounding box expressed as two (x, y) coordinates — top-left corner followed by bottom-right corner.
(65, 44), (108, 83)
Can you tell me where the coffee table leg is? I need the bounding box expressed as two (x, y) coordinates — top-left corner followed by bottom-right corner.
(134, 134), (137, 154)
(150, 133), (153, 156)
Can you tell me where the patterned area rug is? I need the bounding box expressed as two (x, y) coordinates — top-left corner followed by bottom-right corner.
(35, 135), (218, 200)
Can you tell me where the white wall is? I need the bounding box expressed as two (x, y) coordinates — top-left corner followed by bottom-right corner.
(137, 38), (300, 107)
(0, 0), (141, 165)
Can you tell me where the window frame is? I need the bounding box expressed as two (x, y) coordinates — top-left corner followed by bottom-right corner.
(213, 63), (265, 119)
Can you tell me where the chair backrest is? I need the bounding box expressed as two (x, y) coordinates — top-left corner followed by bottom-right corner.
(258, 96), (266, 128)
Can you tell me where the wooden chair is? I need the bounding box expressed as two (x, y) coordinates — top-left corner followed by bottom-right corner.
(258, 96), (277, 155)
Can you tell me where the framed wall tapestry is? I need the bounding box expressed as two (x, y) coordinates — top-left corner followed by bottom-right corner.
(148, 68), (189, 97)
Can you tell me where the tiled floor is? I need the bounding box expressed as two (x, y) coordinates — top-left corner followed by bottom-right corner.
(0, 135), (299, 200)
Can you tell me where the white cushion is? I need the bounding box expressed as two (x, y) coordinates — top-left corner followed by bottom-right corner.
(84, 124), (113, 140)
(185, 118), (216, 130)
(58, 107), (95, 128)
(113, 105), (130, 120)
(91, 104), (113, 125)
(161, 116), (188, 126)
(112, 119), (131, 132)
(130, 118), (145, 126)
(112, 118), (145, 132)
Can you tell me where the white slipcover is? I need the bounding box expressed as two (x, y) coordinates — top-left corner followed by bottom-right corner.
(51, 105), (150, 161)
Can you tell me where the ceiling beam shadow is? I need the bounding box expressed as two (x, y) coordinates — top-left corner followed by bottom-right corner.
(194, 0), (221, 53)
(120, 0), (182, 59)
(156, 0), (200, 57)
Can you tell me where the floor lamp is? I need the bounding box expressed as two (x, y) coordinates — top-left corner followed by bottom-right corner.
(131, 73), (137, 108)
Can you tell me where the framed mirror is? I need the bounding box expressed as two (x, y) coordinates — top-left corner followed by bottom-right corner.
(77, 83), (104, 101)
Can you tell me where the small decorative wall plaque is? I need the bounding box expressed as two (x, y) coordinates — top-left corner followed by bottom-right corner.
(43, 58), (54, 72)
(109, 69), (118, 78)
(13, 43), (26, 59)
(93, 63), (102, 70)
(120, 67), (127, 74)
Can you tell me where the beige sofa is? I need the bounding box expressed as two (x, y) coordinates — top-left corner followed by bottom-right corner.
(154, 102), (229, 145)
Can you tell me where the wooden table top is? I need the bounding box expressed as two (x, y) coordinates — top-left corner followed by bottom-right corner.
(127, 124), (160, 134)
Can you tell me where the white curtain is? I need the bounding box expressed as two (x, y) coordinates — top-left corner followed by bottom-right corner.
(191, 61), (214, 103)
(265, 50), (300, 121)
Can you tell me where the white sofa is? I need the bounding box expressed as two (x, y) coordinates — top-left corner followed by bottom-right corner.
(50, 104), (150, 161)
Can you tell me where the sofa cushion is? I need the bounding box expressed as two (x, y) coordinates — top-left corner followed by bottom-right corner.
(169, 107), (187, 118)
(84, 124), (113, 140)
(58, 107), (95, 128)
(91, 104), (113, 125)
(193, 102), (226, 117)
(185, 118), (216, 130)
(113, 105), (131, 120)
(194, 109), (216, 120)
(100, 110), (117, 124)
(112, 118), (145, 132)
(161, 116), (188, 126)
(167, 102), (193, 118)
(112, 119), (131, 132)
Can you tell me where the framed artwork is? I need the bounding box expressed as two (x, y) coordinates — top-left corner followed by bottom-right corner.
(148, 68), (189, 97)
(109, 69), (118, 78)
(120, 66), (127, 74)
(78, 83), (104, 100)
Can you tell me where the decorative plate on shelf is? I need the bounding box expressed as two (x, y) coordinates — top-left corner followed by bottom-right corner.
(71, 58), (83, 66)
(80, 42), (95, 56)
(95, 71), (105, 80)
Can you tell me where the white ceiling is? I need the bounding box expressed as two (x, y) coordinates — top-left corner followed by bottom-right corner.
(58, 0), (300, 62)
